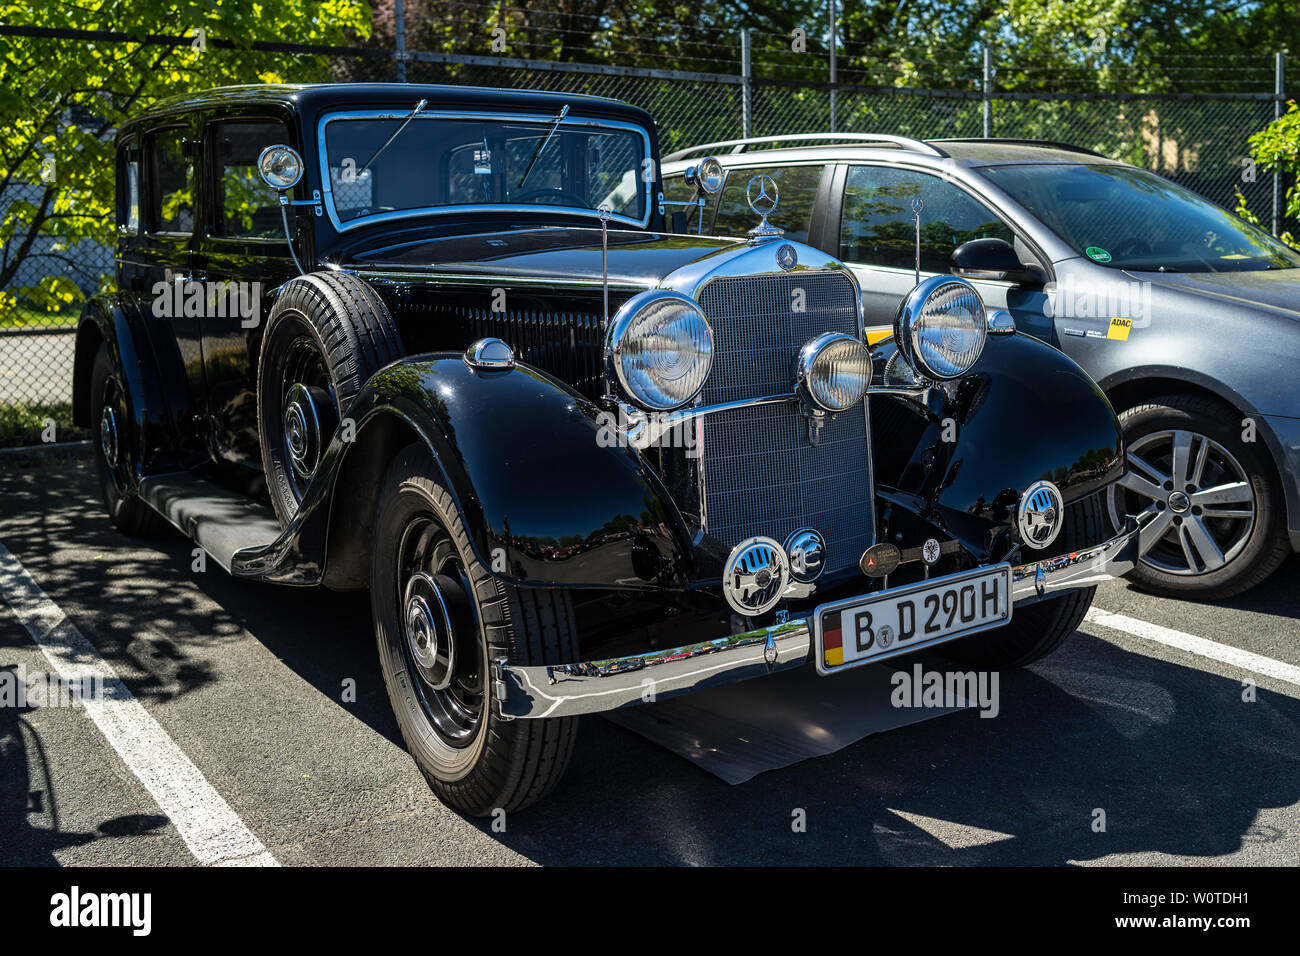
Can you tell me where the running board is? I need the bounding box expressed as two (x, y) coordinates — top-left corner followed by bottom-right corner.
(138, 473), (284, 574)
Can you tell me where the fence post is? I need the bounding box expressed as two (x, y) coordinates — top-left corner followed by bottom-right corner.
(982, 46), (992, 138)
(1273, 50), (1285, 236)
(741, 29), (752, 138)
(828, 0), (837, 132)
(395, 0), (407, 82)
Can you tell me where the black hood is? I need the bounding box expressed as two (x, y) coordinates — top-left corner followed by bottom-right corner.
(1127, 267), (1300, 320)
(347, 226), (741, 287)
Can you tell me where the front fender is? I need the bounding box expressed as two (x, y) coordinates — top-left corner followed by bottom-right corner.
(239, 354), (695, 590)
(890, 332), (1124, 556)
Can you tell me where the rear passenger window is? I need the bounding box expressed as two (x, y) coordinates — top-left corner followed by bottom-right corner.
(209, 120), (291, 239)
(712, 164), (824, 243)
(147, 127), (193, 234)
(117, 139), (140, 235)
(841, 165), (1014, 272)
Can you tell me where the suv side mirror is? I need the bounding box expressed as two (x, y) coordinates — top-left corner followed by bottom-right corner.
(951, 238), (1042, 286)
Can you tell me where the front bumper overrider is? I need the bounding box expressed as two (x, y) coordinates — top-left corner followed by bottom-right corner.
(493, 520), (1139, 719)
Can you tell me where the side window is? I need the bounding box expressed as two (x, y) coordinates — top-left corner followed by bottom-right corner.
(117, 139), (140, 235)
(840, 165), (1014, 272)
(208, 120), (291, 239)
(146, 127), (194, 234)
(661, 173), (715, 231)
(712, 165), (824, 243)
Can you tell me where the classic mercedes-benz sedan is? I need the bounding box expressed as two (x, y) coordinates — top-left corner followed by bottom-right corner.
(664, 134), (1300, 599)
(74, 85), (1136, 815)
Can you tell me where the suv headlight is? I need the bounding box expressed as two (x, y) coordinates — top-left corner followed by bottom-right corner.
(607, 290), (713, 411)
(895, 276), (987, 380)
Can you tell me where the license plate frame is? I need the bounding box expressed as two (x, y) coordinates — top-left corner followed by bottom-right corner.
(812, 563), (1013, 676)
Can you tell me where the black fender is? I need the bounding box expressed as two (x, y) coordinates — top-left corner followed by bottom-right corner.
(72, 292), (195, 482)
(235, 354), (695, 590)
(884, 332), (1123, 558)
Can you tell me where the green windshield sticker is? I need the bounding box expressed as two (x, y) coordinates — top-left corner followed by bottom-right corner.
(1085, 246), (1112, 262)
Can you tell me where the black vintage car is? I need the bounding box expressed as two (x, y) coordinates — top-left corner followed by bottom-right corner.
(75, 83), (1138, 815)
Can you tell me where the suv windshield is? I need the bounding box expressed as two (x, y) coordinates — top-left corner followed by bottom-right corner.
(320, 110), (650, 229)
(979, 163), (1300, 273)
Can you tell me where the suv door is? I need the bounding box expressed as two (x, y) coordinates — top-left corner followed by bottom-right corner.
(193, 115), (300, 472)
(834, 163), (1051, 340)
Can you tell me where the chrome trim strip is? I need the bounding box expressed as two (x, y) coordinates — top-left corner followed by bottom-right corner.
(496, 520), (1140, 718)
(315, 109), (654, 232)
(354, 269), (652, 292)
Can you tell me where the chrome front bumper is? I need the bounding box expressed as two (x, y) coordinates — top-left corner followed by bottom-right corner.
(494, 520), (1139, 720)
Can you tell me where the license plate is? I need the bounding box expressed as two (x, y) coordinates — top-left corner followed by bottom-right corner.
(813, 564), (1012, 675)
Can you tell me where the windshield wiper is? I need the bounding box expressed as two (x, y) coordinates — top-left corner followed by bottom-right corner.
(517, 104), (569, 189)
(360, 98), (428, 173)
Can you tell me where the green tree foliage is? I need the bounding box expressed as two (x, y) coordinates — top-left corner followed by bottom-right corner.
(1236, 100), (1300, 248)
(0, 0), (371, 318)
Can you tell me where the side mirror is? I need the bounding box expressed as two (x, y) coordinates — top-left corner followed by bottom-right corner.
(951, 238), (1041, 286)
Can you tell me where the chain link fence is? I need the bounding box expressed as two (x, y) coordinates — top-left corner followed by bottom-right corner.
(0, 23), (1291, 445)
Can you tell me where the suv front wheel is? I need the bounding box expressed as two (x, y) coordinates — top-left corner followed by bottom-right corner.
(1107, 393), (1289, 600)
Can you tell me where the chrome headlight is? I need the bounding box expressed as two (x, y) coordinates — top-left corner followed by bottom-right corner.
(895, 276), (987, 381)
(684, 156), (724, 195)
(794, 332), (871, 412)
(607, 290), (713, 411)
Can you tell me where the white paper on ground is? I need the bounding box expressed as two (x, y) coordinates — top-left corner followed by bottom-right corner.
(604, 655), (971, 785)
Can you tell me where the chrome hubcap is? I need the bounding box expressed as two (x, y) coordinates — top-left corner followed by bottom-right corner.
(99, 405), (119, 468)
(1107, 428), (1255, 577)
(403, 571), (456, 692)
(283, 382), (325, 481)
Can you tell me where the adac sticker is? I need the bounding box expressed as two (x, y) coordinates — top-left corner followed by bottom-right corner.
(1107, 316), (1133, 340)
(1086, 246), (1112, 263)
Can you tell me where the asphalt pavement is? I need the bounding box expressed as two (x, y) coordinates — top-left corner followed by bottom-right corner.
(1, 459), (1298, 866)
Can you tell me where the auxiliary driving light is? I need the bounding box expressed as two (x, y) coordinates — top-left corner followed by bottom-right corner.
(894, 275), (987, 381)
(794, 332), (871, 412)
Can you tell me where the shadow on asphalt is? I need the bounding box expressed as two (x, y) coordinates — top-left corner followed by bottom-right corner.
(2, 464), (1298, 865)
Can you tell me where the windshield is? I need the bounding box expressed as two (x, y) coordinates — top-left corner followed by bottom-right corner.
(319, 110), (650, 229)
(979, 163), (1300, 272)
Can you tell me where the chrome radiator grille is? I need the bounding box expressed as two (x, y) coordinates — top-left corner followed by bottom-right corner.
(697, 272), (874, 574)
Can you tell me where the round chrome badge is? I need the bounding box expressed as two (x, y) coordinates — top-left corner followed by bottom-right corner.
(1018, 480), (1064, 549)
(722, 536), (790, 617)
(776, 243), (798, 271)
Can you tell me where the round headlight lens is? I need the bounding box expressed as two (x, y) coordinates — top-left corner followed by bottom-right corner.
(608, 291), (713, 411)
(686, 156), (724, 195)
(257, 144), (304, 191)
(795, 332), (871, 412)
(895, 276), (987, 380)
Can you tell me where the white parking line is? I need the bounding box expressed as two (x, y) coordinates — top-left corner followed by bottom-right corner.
(0, 540), (279, 866)
(1085, 607), (1300, 687)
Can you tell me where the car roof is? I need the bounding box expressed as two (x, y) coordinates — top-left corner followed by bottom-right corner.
(124, 83), (654, 132)
(661, 136), (1128, 171)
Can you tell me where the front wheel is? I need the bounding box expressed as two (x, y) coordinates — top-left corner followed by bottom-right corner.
(1106, 394), (1289, 599)
(945, 494), (1103, 668)
(371, 444), (579, 816)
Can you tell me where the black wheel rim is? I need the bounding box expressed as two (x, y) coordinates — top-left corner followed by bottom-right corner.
(395, 515), (486, 747)
(97, 377), (130, 497)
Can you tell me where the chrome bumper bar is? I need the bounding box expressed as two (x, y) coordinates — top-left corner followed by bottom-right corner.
(494, 519), (1139, 720)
